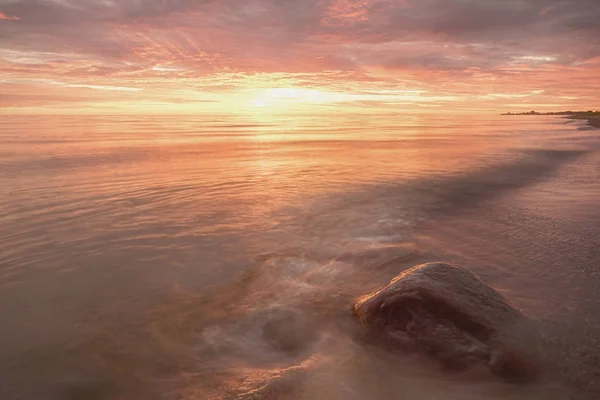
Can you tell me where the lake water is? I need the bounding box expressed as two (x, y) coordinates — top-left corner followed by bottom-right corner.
(1, 114), (599, 399)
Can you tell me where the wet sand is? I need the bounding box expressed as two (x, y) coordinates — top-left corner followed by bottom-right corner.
(588, 117), (600, 129)
(565, 113), (600, 129)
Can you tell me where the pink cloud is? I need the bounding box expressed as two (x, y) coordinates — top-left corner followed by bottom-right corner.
(0, 0), (599, 111)
(540, 6), (555, 15)
(0, 11), (20, 20)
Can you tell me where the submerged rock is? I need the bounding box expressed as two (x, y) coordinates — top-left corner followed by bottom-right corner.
(262, 307), (318, 354)
(352, 262), (543, 382)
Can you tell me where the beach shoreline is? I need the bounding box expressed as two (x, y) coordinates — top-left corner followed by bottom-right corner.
(578, 116), (600, 129)
(564, 113), (600, 129)
(501, 111), (600, 129)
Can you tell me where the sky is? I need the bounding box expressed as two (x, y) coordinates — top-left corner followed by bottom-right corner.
(0, 0), (599, 114)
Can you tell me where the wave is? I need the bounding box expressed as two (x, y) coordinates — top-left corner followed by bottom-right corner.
(411, 148), (588, 214)
(192, 147), (593, 398)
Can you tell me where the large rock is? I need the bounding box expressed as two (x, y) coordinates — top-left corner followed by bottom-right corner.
(352, 262), (543, 382)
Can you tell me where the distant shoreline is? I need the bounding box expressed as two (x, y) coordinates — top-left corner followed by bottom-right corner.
(501, 110), (600, 129)
(577, 116), (600, 129)
(563, 112), (600, 129)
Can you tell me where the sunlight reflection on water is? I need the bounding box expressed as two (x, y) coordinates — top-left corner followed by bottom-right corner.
(0, 113), (596, 399)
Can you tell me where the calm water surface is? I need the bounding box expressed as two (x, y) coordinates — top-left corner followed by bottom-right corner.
(1, 114), (599, 399)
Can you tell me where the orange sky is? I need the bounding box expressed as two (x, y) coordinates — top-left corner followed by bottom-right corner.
(0, 0), (598, 114)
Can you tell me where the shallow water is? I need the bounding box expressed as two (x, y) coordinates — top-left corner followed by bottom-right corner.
(1, 114), (599, 399)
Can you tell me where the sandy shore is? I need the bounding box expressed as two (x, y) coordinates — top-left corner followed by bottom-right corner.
(574, 116), (600, 129)
(587, 117), (600, 129)
(502, 112), (600, 129)
(565, 113), (600, 129)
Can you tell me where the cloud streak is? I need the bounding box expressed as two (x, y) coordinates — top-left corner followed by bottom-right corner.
(0, 0), (598, 112)
(0, 11), (19, 20)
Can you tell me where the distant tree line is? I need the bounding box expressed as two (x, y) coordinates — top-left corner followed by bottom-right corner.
(502, 110), (600, 116)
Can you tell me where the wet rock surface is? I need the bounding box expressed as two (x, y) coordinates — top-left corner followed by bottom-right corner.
(352, 262), (543, 382)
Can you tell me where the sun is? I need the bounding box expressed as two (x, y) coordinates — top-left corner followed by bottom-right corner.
(250, 97), (269, 107)
(248, 87), (329, 109)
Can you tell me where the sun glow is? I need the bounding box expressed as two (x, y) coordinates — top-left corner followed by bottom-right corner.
(2, 0), (600, 114)
(249, 88), (331, 108)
